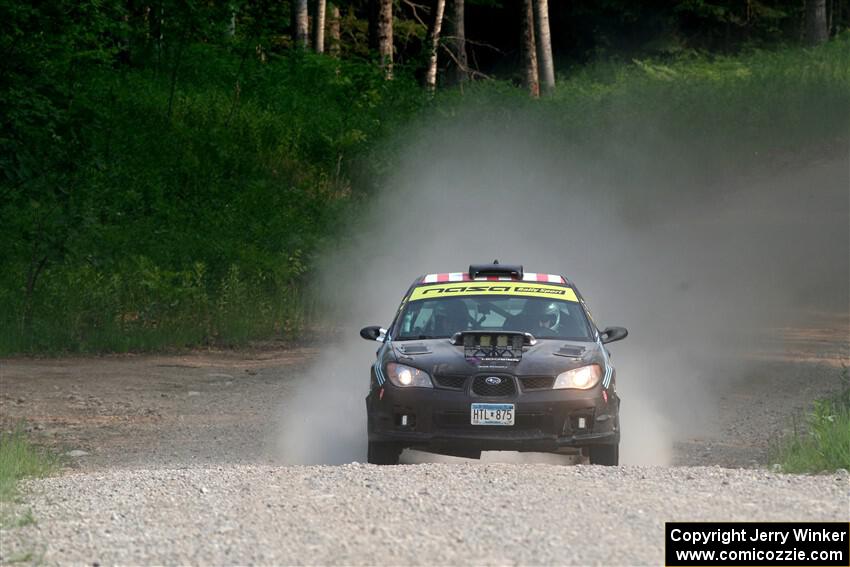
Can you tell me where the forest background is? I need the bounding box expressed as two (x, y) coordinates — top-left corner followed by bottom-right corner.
(1, 0), (848, 353)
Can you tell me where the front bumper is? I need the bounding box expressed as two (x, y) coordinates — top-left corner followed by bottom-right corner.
(366, 382), (619, 453)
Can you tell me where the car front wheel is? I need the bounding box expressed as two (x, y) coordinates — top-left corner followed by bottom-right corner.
(367, 441), (402, 465)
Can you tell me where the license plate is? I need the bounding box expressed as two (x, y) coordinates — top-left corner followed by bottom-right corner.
(471, 403), (515, 426)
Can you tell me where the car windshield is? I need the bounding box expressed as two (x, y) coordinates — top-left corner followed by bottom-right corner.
(393, 295), (594, 341)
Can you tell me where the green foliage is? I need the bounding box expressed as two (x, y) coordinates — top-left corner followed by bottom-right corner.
(772, 369), (850, 473)
(429, 38), (849, 200)
(549, 40), (850, 179)
(0, 0), (847, 354)
(542, 0), (845, 57)
(0, 35), (425, 352)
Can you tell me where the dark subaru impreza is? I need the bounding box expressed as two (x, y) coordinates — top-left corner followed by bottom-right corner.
(360, 262), (628, 465)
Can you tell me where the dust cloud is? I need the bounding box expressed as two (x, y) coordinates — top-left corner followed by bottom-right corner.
(275, 114), (849, 466)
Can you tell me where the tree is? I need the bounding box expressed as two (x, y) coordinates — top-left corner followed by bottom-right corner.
(534, 0), (555, 93)
(328, 3), (341, 56)
(313, 0), (326, 53)
(370, 0), (393, 77)
(293, 0), (309, 48)
(450, 0), (468, 84)
(806, 0), (829, 44)
(425, 0), (446, 90)
(522, 0), (539, 98)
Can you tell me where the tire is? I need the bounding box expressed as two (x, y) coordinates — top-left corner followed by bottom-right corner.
(367, 441), (401, 465)
(588, 443), (619, 466)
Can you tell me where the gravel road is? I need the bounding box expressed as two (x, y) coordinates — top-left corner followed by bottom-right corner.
(1, 317), (848, 565)
(4, 465), (848, 565)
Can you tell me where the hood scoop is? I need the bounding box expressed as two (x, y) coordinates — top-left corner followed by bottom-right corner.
(398, 344), (431, 355)
(449, 331), (529, 368)
(554, 345), (585, 358)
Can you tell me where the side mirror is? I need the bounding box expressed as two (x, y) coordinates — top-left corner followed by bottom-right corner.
(359, 325), (387, 342)
(600, 326), (628, 344)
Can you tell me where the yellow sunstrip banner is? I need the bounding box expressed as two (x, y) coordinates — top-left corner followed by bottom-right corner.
(409, 282), (578, 302)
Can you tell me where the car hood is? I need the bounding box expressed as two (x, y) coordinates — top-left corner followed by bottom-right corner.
(389, 337), (601, 377)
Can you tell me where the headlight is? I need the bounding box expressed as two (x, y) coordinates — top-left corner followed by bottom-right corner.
(553, 364), (602, 390)
(385, 362), (433, 388)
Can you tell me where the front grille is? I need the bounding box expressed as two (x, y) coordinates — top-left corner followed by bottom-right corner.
(472, 375), (516, 397)
(434, 374), (468, 389)
(520, 376), (555, 390)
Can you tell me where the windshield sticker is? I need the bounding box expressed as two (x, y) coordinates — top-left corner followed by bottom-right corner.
(408, 282), (578, 302)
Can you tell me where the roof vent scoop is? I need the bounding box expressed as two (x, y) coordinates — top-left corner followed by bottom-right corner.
(468, 263), (524, 279)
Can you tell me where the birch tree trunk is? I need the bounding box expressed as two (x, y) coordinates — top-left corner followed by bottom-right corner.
(328, 3), (341, 57)
(523, 0), (539, 98)
(451, 0), (468, 84)
(425, 0), (446, 91)
(377, 0), (393, 78)
(313, 0), (326, 53)
(534, 0), (555, 93)
(293, 0), (309, 48)
(225, 2), (236, 37)
(150, 3), (164, 69)
(806, 0), (829, 44)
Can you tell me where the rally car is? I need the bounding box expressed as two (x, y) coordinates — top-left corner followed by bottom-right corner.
(360, 262), (628, 465)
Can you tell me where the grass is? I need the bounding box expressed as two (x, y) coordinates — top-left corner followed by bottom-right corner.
(0, 427), (55, 567)
(0, 428), (57, 506)
(3, 551), (36, 564)
(772, 368), (850, 473)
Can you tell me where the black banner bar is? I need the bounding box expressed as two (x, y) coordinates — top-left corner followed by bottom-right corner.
(666, 522), (849, 566)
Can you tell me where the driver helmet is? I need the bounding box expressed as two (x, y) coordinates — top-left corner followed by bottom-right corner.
(433, 299), (469, 335)
(526, 300), (559, 329)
